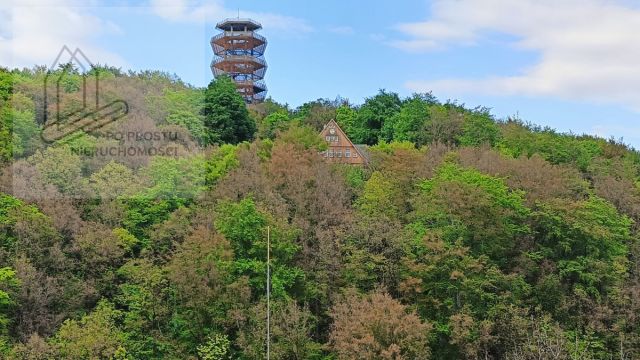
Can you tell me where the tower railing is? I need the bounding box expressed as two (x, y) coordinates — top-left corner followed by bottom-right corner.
(211, 55), (267, 69)
(211, 31), (267, 44)
(233, 79), (267, 90)
(210, 65), (267, 79)
(212, 44), (266, 57)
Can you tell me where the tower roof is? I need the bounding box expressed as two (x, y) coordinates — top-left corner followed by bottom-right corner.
(216, 18), (262, 31)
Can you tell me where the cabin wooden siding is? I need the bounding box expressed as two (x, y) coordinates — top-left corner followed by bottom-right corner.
(319, 120), (368, 165)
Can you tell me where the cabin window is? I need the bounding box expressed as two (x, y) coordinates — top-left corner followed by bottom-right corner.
(337, 150), (342, 157)
(328, 149), (334, 158)
(345, 149), (351, 157)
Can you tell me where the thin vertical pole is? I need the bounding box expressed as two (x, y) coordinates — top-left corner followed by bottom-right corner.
(266, 226), (270, 360)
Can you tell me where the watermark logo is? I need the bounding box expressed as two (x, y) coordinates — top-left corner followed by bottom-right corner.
(41, 45), (129, 143)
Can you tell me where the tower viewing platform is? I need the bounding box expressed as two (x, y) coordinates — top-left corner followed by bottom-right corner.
(211, 18), (268, 103)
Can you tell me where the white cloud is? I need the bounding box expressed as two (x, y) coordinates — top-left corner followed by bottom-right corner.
(149, 0), (313, 33)
(0, 0), (126, 69)
(394, 0), (640, 111)
(328, 26), (354, 35)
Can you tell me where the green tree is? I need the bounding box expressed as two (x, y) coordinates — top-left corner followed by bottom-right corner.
(148, 88), (206, 143)
(414, 162), (531, 265)
(0, 107), (11, 164)
(399, 232), (530, 359)
(0, 267), (19, 350)
(205, 144), (239, 186)
(51, 301), (129, 360)
(237, 300), (322, 359)
(166, 226), (250, 351)
(115, 259), (170, 358)
(89, 161), (140, 199)
(202, 76), (255, 145)
(261, 110), (290, 139)
(356, 171), (400, 219)
(426, 105), (465, 145)
(197, 333), (230, 360)
(385, 94), (432, 145)
(0, 104), (40, 163)
(354, 90), (402, 145)
(533, 196), (632, 303)
(120, 196), (176, 243)
(294, 98), (338, 131)
(458, 109), (501, 147)
(141, 155), (207, 200)
(29, 145), (84, 195)
(335, 104), (358, 141)
(0, 193), (60, 266)
(10, 109), (39, 158)
(0, 69), (12, 103)
(277, 123), (327, 151)
(498, 121), (603, 171)
(215, 198), (304, 298)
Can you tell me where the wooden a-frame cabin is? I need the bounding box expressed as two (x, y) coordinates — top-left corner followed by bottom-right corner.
(319, 120), (369, 165)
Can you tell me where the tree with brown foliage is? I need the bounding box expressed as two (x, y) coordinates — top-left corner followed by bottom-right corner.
(329, 289), (431, 360)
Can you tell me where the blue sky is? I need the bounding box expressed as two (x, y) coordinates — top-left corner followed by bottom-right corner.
(2, 0), (640, 147)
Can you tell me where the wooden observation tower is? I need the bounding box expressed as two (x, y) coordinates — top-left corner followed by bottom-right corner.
(210, 18), (268, 103)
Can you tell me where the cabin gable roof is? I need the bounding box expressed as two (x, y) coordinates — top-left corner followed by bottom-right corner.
(320, 119), (369, 164)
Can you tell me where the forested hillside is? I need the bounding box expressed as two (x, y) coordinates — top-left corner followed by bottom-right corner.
(0, 66), (639, 359)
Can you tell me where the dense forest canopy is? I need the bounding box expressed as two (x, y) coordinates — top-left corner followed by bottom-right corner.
(0, 65), (639, 359)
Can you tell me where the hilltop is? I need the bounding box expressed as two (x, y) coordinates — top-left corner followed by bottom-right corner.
(0, 67), (639, 359)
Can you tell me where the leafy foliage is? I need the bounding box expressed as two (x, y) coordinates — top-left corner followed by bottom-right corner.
(215, 198), (304, 298)
(329, 289), (432, 359)
(197, 333), (230, 360)
(533, 196), (632, 302)
(458, 108), (501, 146)
(50, 301), (129, 359)
(205, 143), (239, 186)
(415, 162), (530, 264)
(148, 87), (206, 143)
(384, 94), (433, 145)
(203, 76), (256, 145)
(1, 67), (640, 360)
(0, 69), (12, 104)
(260, 110), (290, 139)
(349, 90), (402, 145)
(0, 267), (19, 349)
